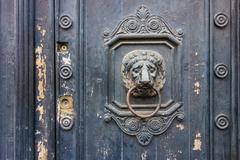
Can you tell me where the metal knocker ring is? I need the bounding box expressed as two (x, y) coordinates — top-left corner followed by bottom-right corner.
(126, 86), (161, 118)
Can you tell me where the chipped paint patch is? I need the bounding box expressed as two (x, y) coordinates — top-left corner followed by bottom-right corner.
(35, 45), (47, 101)
(177, 150), (182, 154)
(62, 56), (71, 65)
(193, 81), (201, 95)
(57, 95), (74, 124)
(166, 152), (177, 160)
(90, 87), (94, 97)
(36, 105), (45, 123)
(37, 140), (48, 160)
(35, 24), (48, 160)
(41, 29), (46, 37)
(141, 151), (148, 160)
(193, 133), (202, 151)
(35, 130), (41, 135)
(97, 145), (111, 160)
(176, 124), (184, 130)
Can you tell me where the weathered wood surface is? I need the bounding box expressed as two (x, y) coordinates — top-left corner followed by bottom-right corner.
(0, 0), (239, 160)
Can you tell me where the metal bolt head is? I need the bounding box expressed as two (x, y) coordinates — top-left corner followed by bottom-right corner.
(214, 63), (228, 79)
(60, 45), (68, 52)
(59, 65), (73, 80)
(59, 14), (73, 29)
(60, 116), (74, 130)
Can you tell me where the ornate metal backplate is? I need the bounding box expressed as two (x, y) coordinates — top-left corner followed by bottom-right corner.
(103, 5), (184, 146)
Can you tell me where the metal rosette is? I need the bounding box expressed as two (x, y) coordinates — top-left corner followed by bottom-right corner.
(214, 63), (228, 79)
(214, 12), (229, 28)
(60, 116), (74, 130)
(215, 114), (229, 130)
(59, 14), (73, 29)
(59, 65), (73, 80)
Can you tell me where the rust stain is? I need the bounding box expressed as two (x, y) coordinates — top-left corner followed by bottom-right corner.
(37, 140), (48, 160)
(193, 81), (200, 95)
(193, 133), (202, 151)
(176, 124), (184, 130)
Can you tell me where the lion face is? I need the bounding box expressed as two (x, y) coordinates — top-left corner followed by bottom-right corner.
(121, 50), (166, 97)
(130, 60), (157, 88)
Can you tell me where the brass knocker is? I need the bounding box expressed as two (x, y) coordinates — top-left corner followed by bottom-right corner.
(126, 86), (161, 118)
(121, 50), (166, 118)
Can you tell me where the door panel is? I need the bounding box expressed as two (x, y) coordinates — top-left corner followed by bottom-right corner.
(83, 1), (208, 159)
(53, 0), (238, 159)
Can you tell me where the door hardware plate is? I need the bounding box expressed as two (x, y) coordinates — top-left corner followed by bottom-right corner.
(103, 5), (184, 145)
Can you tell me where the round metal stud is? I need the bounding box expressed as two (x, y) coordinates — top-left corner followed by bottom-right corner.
(60, 44), (68, 52)
(214, 63), (228, 79)
(177, 28), (184, 36)
(59, 65), (73, 80)
(103, 113), (112, 123)
(59, 14), (73, 29)
(215, 114), (229, 130)
(60, 116), (74, 130)
(214, 12), (229, 28)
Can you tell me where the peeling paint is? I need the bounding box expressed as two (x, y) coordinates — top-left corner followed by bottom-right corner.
(35, 24), (48, 160)
(35, 130), (41, 135)
(41, 29), (46, 37)
(177, 150), (182, 154)
(36, 24), (41, 31)
(166, 151), (177, 160)
(62, 56), (71, 65)
(37, 140), (48, 160)
(193, 133), (202, 151)
(176, 124), (184, 130)
(36, 105), (45, 123)
(193, 81), (201, 95)
(97, 145), (111, 160)
(141, 151), (148, 160)
(90, 87), (94, 97)
(57, 95), (74, 123)
(35, 45), (47, 101)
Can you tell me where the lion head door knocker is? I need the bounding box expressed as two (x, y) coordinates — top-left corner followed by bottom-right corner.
(103, 5), (184, 146)
(121, 50), (166, 118)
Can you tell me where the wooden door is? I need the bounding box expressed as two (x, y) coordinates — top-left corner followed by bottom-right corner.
(0, 0), (239, 160)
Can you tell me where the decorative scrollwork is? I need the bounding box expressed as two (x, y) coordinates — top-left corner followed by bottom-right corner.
(147, 117), (164, 132)
(125, 118), (141, 131)
(214, 12), (229, 28)
(104, 110), (184, 145)
(59, 14), (73, 29)
(103, 5), (183, 44)
(214, 63), (228, 79)
(215, 114), (229, 130)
